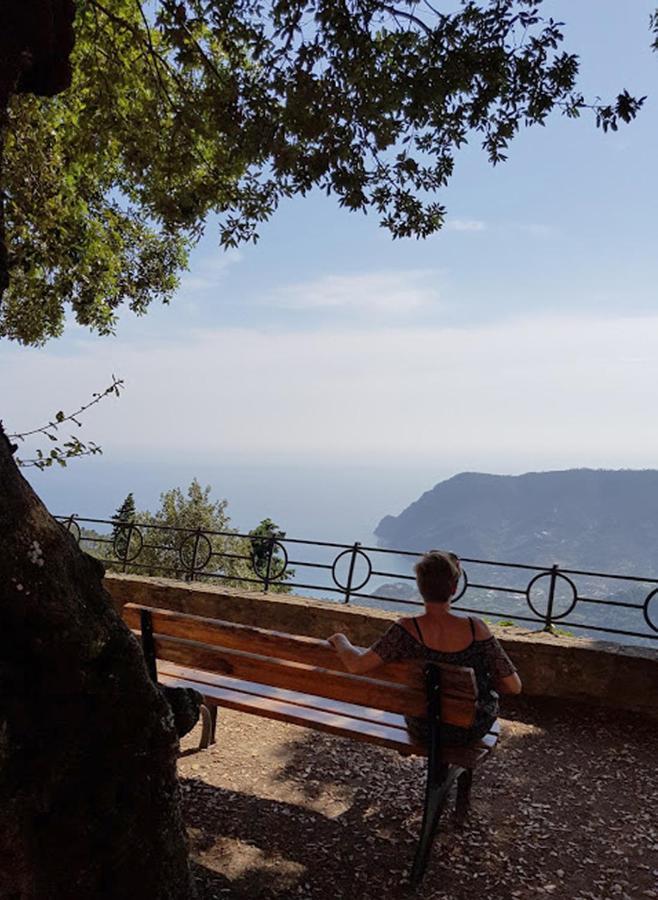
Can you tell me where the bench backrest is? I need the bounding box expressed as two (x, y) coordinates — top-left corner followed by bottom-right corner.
(123, 603), (478, 728)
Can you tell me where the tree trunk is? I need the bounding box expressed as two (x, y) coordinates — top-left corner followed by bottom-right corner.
(0, 426), (194, 899)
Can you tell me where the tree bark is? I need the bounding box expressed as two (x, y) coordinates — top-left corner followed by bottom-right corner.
(0, 426), (194, 899)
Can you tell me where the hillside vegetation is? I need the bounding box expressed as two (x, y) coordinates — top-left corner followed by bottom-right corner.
(375, 469), (658, 577)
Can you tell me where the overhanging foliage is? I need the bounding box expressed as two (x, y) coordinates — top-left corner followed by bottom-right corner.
(0, 1), (650, 344)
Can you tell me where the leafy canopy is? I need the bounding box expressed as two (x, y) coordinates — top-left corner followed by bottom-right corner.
(2, 0), (649, 344)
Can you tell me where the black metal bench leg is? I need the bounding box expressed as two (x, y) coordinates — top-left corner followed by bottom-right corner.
(198, 704), (219, 749)
(410, 762), (459, 889)
(199, 705), (213, 750)
(455, 769), (473, 825)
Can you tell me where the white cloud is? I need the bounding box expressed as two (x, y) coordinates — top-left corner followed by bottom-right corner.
(446, 219), (487, 232)
(5, 313), (658, 470)
(444, 219), (556, 238)
(178, 250), (242, 293)
(267, 270), (441, 314)
(517, 223), (557, 238)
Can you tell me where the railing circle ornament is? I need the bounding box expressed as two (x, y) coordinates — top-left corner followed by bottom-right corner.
(525, 571), (578, 621)
(331, 548), (372, 593)
(112, 525), (143, 563)
(59, 517), (81, 543)
(178, 532), (213, 572)
(251, 540), (289, 583)
(643, 588), (658, 633)
(449, 567), (469, 604)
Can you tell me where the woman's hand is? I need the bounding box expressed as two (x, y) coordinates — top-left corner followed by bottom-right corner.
(326, 632), (382, 674)
(327, 632), (350, 650)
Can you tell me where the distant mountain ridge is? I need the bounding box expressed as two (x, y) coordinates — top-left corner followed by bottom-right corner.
(374, 469), (658, 577)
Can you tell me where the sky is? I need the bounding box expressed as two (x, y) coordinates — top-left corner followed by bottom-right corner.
(3, 0), (658, 537)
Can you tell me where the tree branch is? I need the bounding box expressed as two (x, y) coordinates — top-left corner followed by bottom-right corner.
(380, 4), (434, 35)
(135, 0), (179, 114)
(9, 375), (124, 440)
(9, 375), (124, 470)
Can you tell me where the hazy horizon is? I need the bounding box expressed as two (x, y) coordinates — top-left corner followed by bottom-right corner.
(27, 457), (658, 548)
(29, 456), (459, 542)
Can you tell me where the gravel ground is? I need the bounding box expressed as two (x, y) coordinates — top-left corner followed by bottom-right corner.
(178, 698), (657, 900)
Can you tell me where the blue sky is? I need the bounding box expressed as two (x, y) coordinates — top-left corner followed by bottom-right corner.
(3, 0), (658, 530)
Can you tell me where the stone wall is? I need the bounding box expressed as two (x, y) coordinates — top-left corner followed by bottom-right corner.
(106, 573), (658, 720)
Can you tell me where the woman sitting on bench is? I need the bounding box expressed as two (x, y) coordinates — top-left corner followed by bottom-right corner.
(328, 550), (522, 746)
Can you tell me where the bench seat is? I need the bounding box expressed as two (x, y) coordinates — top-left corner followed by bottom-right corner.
(157, 660), (499, 766)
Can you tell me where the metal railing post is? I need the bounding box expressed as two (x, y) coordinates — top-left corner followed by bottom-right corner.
(186, 528), (201, 582)
(344, 542), (361, 604)
(263, 539), (275, 594)
(544, 564), (559, 631)
(122, 523), (134, 573)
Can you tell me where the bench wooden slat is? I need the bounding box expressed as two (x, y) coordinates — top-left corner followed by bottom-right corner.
(125, 604), (477, 704)
(159, 670), (498, 764)
(150, 633), (429, 717)
(159, 672), (427, 754)
(124, 603), (423, 687)
(158, 661), (411, 730)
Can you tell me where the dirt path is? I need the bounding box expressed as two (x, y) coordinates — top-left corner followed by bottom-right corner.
(178, 699), (657, 900)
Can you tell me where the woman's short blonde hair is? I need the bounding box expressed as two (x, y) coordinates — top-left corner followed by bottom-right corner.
(414, 550), (461, 603)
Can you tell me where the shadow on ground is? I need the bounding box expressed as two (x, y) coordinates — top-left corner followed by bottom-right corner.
(180, 698), (658, 900)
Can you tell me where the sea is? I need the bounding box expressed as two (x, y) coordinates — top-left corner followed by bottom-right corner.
(27, 456), (446, 544)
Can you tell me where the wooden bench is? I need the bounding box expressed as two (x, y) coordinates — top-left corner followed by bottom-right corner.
(123, 603), (500, 888)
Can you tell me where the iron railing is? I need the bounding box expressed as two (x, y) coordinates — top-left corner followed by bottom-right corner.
(56, 515), (658, 646)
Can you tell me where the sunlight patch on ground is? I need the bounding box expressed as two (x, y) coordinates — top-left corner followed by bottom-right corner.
(196, 834), (306, 887)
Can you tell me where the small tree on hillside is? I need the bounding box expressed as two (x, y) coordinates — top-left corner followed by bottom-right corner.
(112, 492), (136, 528)
(135, 479), (251, 584)
(249, 517), (295, 593)
(110, 492), (137, 567)
(104, 491), (137, 565)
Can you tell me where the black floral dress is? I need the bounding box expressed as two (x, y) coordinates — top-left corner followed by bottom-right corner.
(371, 619), (517, 746)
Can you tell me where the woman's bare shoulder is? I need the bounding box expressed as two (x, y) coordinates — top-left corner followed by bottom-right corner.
(468, 616), (493, 640)
(385, 617), (424, 643)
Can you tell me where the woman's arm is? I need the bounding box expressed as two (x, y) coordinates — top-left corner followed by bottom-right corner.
(472, 617), (523, 695)
(327, 633), (384, 674)
(496, 671), (523, 695)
